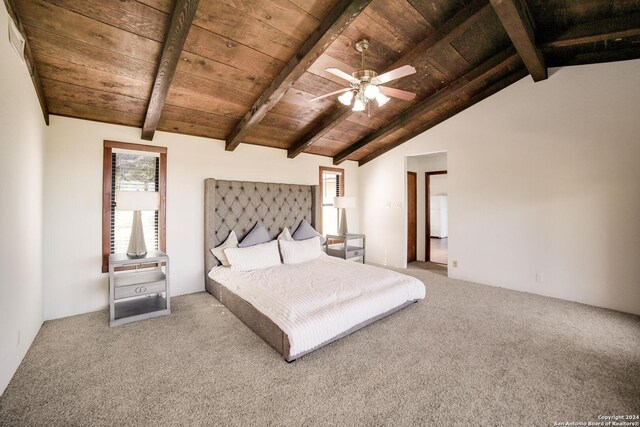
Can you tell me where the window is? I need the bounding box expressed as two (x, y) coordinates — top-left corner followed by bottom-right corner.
(102, 141), (166, 272)
(319, 166), (344, 235)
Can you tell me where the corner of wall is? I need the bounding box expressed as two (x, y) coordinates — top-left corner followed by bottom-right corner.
(0, 6), (46, 394)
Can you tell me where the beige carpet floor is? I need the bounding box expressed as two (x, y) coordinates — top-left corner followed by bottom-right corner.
(1, 268), (639, 426)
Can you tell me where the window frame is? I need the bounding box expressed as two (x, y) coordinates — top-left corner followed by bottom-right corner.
(318, 166), (345, 235)
(102, 140), (167, 273)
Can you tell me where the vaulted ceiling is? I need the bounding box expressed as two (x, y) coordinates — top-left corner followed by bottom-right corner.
(7, 0), (640, 165)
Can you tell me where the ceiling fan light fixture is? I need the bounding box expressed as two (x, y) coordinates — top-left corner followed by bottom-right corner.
(352, 94), (366, 112)
(364, 84), (379, 100)
(338, 91), (354, 105)
(376, 93), (390, 107)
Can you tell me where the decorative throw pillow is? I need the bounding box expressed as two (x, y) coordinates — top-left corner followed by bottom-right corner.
(210, 230), (238, 267)
(292, 219), (326, 245)
(224, 240), (281, 272)
(238, 221), (271, 248)
(279, 237), (322, 265)
(277, 227), (293, 241)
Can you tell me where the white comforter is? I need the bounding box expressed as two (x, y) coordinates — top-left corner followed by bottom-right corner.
(208, 254), (426, 358)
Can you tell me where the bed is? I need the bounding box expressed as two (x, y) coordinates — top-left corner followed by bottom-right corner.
(204, 179), (425, 361)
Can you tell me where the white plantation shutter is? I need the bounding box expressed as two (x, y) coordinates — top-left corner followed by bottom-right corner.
(321, 169), (343, 235)
(110, 152), (159, 254)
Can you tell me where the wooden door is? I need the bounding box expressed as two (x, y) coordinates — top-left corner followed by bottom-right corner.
(407, 172), (417, 262)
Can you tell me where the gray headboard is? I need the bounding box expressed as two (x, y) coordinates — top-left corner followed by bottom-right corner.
(204, 179), (320, 295)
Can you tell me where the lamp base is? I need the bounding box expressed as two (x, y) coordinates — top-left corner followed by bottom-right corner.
(338, 208), (349, 236)
(126, 250), (148, 259)
(127, 210), (148, 258)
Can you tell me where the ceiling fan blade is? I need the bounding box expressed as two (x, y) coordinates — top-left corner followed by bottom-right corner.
(325, 68), (360, 84)
(379, 86), (416, 101)
(371, 65), (416, 85)
(309, 87), (352, 102)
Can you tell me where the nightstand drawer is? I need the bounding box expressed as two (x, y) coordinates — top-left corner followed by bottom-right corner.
(115, 281), (166, 299)
(347, 248), (364, 258)
(327, 245), (364, 258)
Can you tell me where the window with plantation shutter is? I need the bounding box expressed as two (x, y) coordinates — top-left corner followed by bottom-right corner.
(319, 166), (344, 235)
(102, 141), (167, 272)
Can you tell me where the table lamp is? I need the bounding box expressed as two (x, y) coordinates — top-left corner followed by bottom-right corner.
(334, 196), (356, 236)
(115, 191), (159, 258)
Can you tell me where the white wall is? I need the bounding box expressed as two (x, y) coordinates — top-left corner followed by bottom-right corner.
(407, 154), (448, 260)
(359, 59), (640, 315)
(0, 11), (46, 393)
(44, 117), (359, 320)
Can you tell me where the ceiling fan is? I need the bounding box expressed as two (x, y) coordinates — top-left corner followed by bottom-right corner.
(310, 39), (417, 113)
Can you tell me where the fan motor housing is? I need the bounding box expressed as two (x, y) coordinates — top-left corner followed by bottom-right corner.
(352, 69), (378, 83)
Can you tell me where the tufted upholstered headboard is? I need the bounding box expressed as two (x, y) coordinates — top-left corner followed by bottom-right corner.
(204, 178), (320, 297)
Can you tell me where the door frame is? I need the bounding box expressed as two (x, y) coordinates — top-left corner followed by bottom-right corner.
(407, 171), (417, 263)
(425, 170), (447, 262)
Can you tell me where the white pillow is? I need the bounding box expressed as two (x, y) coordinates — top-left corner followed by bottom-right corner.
(277, 227), (293, 241)
(210, 230), (238, 267)
(279, 236), (322, 265)
(224, 240), (281, 272)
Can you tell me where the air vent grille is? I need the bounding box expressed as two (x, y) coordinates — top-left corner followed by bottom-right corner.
(8, 18), (25, 63)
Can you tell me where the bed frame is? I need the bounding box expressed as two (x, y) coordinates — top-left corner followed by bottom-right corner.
(204, 178), (417, 361)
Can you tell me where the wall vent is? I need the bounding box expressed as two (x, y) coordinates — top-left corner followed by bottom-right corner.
(8, 18), (25, 63)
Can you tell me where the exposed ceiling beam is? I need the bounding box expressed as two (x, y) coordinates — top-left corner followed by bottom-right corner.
(333, 47), (520, 165)
(287, 106), (351, 159)
(287, 0), (492, 159)
(225, 0), (373, 152)
(141, 0), (199, 141)
(491, 0), (547, 81)
(541, 13), (640, 49)
(4, 0), (49, 125)
(358, 67), (528, 166)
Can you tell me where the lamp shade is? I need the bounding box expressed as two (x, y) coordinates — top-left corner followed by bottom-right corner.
(334, 196), (355, 209)
(116, 191), (159, 211)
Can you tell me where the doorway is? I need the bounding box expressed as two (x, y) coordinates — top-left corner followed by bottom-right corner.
(426, 171), (447, 264)
(407, 171), (417, 263)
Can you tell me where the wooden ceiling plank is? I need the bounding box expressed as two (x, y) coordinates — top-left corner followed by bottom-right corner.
(333, 47), (519, 165)
(48, 98), (143, 128)
(16, 0), (162, 63)
(292, 72), (346, 97)
(224, 0), (373, 152)
(194, 0), (302, 63)
(407, 0), (469, 28)
(363, 0), (434, 46)
(288, 0), (339, 21)
(157, 118), (231, 140)
(217, 0), (321, 43)
(42, 78), (148, 116)
(137, 0), (174, 15)
(357, 66), (528, 166)
(26, 25), (157, 82)
(177, 51), (268, 94)
(287, 106), (351, 158)
(42, 0), (171, 42)
(159, 104), (238, 130)
(164, 88), (246, 119)
(141, 0), (199, 141)
(541, 12), (640, 48)
(490, 0), (547, 81)
(4, 0), (49, 124)
(288, 0), (492, 159)
(36, 53), (153, 100)
(170, 71), (257, 106)
(184, 25), (283, 78)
